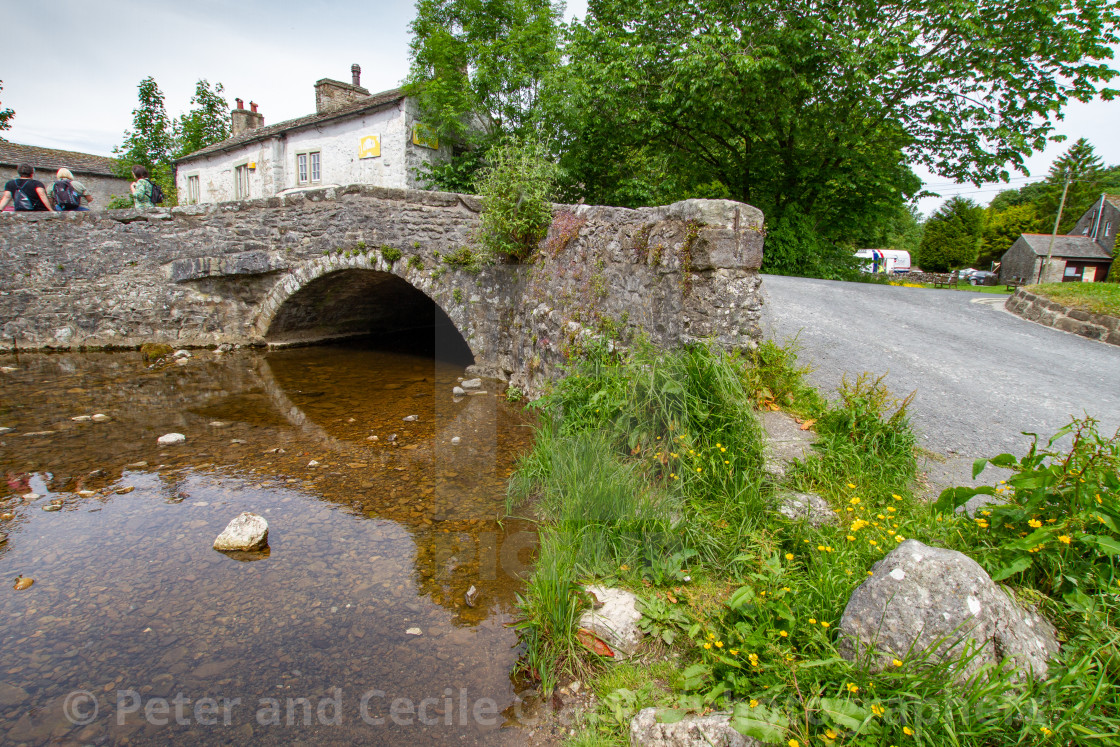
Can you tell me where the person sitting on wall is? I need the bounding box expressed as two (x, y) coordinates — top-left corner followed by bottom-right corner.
(52, 168), (92, 211)
(0, 164), (54, 212)
(130, 164), (154, 209)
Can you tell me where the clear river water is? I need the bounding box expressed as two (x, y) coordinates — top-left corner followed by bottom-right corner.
(0, 341), (540, 746)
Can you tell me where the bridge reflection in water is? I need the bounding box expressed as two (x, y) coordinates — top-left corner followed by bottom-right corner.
(0, 343), (537, 745)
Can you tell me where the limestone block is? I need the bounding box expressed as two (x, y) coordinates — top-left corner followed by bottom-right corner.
(837, 540), (1059, 682)
(629, 708), (761, 747)
(579, 585), (644, 657)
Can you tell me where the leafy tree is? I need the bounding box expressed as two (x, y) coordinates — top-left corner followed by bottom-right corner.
(916, 197), (984, 272)
(405, 0), (563, 190)
(551, 0), (1117, 275)
(173, 80), (230, 158)
(0, 80), (13, 137)
(979, 203), (1039, 268)
(114, 77), (175, 200)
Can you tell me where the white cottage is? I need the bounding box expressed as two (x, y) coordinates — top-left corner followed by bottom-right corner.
(174, 65), (450, 204)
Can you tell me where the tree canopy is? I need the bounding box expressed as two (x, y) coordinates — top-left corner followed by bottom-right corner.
(174, 80), (230, 159)
(917, 197), (984, 272)
(405, 0), (1119, 276)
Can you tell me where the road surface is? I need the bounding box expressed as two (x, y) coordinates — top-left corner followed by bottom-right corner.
(759, 275), (1120, 492)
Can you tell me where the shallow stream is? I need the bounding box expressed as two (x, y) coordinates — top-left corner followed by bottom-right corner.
(0, 342), (538, 745)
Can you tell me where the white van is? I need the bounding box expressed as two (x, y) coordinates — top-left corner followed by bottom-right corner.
(854, 249), (911, 275)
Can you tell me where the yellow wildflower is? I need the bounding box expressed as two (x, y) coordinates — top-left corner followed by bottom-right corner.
(847, 483), (857, 489)
(730, 649), (739, 655)
(749, 699), (757, 708)
(1040, 727), (1052, 737)
(817, 545), (827, 552)
(869, 540), (878, 546)
(808, 618), (816, 624)
(846, 683), (859, 693)
(892, 494), (903, 500)
(871, 704), (885, 716)
(826, 729), (837, 739)
(847, 535), (856, 541)
(887, 506), (896, 513)
(1028, 519), (1042, 528)
(789, 740), (800, 747)
(821, 621), (830, 628)
(1058, 535), (1071, 544)
(895, 535), (905, 542)
(892, 659), (903, 667)
(715, 641), (724, 648)
(703, 642), (711, 649)
(786, 553), (794, 561)
(780, 630), (789, 638)
(903, 726), (914, 736)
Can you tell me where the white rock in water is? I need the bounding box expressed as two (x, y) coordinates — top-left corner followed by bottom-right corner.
(173, 350), (191, 359)
(461, 378), (483, 390)
(403, 415), (419, 422)
(0, 427), (11, 434)
(91, 414), (111, 423)
(450, 437), (461, 445)
(0, 367), (16, 373)
(157, 433), (186, 445)
(405, 627), (423, 636)
(71, 415), (92, 422)
(209, 421), (228, 428)
(307, 460), (320, 467)
(213, 512), (269, 551)
(22, 493), (42, 501)
(452, 386), (466, 396)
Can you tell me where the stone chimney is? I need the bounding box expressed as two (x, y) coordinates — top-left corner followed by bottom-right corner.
(314, 64), (370, 114)
(231, 99), (264, 137)
(352, 64), (361, 87)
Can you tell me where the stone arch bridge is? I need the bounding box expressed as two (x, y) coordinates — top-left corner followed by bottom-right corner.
(0, 185), (764, 390)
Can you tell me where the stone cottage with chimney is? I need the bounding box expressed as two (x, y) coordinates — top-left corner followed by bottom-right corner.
(0, 141), (129, 210)
(173, 65), (451, 205)
(999, 194), (1117, 284)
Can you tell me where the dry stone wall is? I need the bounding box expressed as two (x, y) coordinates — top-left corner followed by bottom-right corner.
(1005, 289), (1120, 346)
(0, 184), (765, 390)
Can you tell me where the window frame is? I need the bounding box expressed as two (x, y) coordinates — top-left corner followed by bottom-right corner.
(233, 162), (251, 200)
(295, 150), (322, 186)
(185, 173), (200, 205)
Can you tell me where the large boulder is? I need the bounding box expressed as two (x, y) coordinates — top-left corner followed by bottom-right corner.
(630, 708), (761, 747)
(837, 540), (1059, 682)
(213, 512), (269, 552)
(579, 585), (643, 657)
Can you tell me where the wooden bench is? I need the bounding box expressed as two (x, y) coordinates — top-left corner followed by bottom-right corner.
(1005, 276), (1025, 292)
(933, 270), (959, 289)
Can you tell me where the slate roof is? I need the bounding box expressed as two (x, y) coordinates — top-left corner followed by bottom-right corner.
(0, 141), (122, 178)
(1018, 234), (1113, 260)
(176, 87), (406, 164)
(1104, 194), (1120, 210)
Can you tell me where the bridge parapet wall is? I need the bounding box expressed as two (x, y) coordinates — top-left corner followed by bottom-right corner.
(0, 185), (764, 390)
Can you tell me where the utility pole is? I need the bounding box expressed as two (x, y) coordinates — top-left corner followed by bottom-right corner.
(1039, 175), (1071, 284)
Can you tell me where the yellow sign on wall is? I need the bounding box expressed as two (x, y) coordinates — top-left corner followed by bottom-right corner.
(411, 123), (439, 150)
(359, 135), (381, 159)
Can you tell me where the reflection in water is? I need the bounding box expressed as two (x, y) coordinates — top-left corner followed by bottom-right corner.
(0, 343), (538, 745)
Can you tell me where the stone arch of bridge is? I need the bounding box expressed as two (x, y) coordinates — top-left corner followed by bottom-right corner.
(255, 255), (473, 362)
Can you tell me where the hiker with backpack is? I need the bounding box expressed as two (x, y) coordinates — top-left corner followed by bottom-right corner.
(129, 164), (163, 209)
(51, 168), (91, 211)
(0, 164), (53, 212)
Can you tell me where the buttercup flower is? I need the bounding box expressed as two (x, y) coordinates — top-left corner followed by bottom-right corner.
(1028, 519), (1042, 528)
(1059, 535), (1071, 544)
(903, 726), (914, 736)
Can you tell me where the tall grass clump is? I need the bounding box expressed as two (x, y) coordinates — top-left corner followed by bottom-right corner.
(789, 371), (916, 499)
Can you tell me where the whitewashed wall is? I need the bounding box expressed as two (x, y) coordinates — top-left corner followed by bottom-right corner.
(175, 98), (451, 205)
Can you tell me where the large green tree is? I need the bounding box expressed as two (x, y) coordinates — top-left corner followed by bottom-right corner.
(979, 203), (1039, 268)
(917, 197), (984, 272)
(173, 80), (230, 159)
(405, 0), (564, 190)
(1036, 138), (1106, 233)
(114, 77), (175, 199)
(555, 0), (1117, 273)
(0, 81), (13, 137)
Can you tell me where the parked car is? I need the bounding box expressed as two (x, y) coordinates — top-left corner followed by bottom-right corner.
(968, 271), (996, 285)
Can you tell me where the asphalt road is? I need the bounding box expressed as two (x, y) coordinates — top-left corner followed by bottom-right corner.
(759, 275), (1120, 492)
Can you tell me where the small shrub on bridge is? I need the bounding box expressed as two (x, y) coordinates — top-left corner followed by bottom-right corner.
(380, 245), (402, 264)
(475, 136), (556, 263)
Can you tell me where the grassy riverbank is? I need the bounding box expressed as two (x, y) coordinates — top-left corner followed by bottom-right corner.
(507, 340), (1120, 746)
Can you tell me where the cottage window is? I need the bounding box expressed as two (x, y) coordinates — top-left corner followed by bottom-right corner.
(187, 175), (200, 205)
(1106, 221), (1113, 238)
(235, 164), (250, 200)
(297, 151), (322, 185)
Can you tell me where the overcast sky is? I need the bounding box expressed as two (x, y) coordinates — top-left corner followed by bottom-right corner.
(3, 0), (1115, 216)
